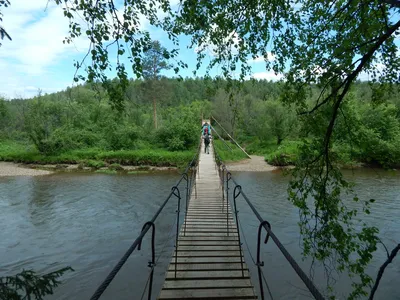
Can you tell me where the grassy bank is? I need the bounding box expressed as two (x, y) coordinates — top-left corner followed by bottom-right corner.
(0, 140), (195, 169)
(264, 141), (302, 166)
(213, 139), (248, 161)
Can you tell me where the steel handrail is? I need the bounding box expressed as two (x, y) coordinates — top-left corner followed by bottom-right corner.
(213, 146), (325, 300)
(90, 144), (200, 300)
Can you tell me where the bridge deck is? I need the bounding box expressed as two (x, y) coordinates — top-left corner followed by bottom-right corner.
(158, 136), (257, 299)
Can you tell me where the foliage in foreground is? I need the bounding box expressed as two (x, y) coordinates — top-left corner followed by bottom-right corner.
(0, 267), (73, 300)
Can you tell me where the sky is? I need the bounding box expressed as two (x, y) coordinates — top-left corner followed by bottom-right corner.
(0, 1), (398, 99)
(0, 0), (280, 99)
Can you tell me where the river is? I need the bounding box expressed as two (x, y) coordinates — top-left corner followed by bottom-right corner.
(0, 169), (399, 299)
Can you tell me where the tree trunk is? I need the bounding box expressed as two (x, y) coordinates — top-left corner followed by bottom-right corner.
(153, 97), (157, 129)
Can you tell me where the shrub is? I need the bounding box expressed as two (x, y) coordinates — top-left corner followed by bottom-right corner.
(265, 140), (301, 166)
(104, 124), (140, 150)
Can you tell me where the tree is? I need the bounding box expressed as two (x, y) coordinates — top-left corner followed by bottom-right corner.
(0, 267), (73, 300)
(2, 0), (397, 297)
(264, 100), (297, 145)
(0, 0), (11, 46)
(142, 40), (171, 129)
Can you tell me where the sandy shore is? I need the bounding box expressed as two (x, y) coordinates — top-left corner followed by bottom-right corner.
(0, 156), (276, 176)
(0, 162), (53, 176)
(224, 155), (278, 172)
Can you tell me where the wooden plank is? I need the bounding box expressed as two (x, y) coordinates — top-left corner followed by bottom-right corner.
(158, 135), (256, 300)
(165, 270), (249, 279)
(182, 226), (236, 230)
(162, 278), (253, 289)
(159, 287), (256, 299)
(174, 251), (242, 257)
(168, 263), (246, 271)
(172, 257), (244, 264)
(178, 236), (238, 241)
(178, 241), (239, 246)
(177, 246), (240, 251)
(180, 228), (237, 232)
(179, 233), (238, 237)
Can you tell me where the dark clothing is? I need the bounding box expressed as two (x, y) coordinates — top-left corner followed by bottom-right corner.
(204, 135), (210, 154)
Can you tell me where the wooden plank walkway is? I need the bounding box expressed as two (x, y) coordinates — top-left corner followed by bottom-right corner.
(158, 132), (257, 299)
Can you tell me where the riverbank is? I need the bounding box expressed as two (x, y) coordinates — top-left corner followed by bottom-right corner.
(0, 141), (195, 169)
(0, 161), (179, 177)
(225, 155), (279, 172)
(0, 162), (53, 176)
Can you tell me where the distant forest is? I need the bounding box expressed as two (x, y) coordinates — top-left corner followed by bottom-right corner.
(1, 78), (400, 167)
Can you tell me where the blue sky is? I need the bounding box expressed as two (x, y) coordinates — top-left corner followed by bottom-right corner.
(0, 0), (279, 99)
(1, 1), (397, 99)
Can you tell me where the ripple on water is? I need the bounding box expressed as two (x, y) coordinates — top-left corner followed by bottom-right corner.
(0, 170), (399, 299)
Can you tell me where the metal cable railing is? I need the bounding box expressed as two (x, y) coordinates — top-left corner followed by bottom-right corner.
(90, 142), (201, 300)
(213, 143), (325, 300)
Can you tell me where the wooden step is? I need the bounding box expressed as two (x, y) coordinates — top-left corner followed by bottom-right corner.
(159, 287), (257, 299)
(158, 136), (257, 300)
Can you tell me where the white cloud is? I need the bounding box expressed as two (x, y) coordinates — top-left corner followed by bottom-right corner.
(358, 63), (385, 81)
(194, 24), (241, 57)
(251, 71), (283, 81)
(0, 0), (90, 97)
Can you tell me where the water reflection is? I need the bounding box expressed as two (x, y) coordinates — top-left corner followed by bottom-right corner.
(0, 170), (398, 299)
(233, 169), (400, 300)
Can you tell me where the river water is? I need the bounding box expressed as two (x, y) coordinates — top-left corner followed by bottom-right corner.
(0, 169), (399, 299)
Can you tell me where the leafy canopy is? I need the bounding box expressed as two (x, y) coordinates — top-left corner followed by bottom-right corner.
(2, 0), (400, 298)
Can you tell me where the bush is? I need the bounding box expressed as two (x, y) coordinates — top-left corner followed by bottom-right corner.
(213, 139), (248, 161)
(108, 163), (123, 170)
(104, 124), (140, 150)
(156, 105), (199, 151)
(84, 160), (106, 169)
(265, 140), (301, 166)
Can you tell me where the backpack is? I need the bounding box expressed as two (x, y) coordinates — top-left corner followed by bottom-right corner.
(204, 126), (209, 135)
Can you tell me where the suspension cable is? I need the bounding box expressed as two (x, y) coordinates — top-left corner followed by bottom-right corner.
(89, 149), (199, 300)
(214, 150), (325, 300)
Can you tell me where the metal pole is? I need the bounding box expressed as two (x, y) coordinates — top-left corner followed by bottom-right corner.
(233, 185), (244, 277)
(183, 173), (188, 236)
(226, 172), (231, 236)
(257, 221), (271, 300)
(172, 186), (181, 278)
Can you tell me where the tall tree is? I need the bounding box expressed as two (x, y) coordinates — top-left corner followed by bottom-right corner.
(142, 40), (171, 129)
(3, 0), (396, 297)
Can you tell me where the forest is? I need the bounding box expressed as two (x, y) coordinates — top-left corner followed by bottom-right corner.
(1, 77), (400, 169)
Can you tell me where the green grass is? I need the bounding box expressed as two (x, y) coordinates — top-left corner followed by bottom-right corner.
(0, 140), (195, 168)
(108, 163), (123, 171)
(264, 140), (302, 166)
(213, 139), (248, 162)
(82, 160), (106, 169)
(239, 136), (280, 155)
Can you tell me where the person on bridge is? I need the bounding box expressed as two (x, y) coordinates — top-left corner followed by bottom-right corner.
(202, 122), (211, 136)
(204, 133), (210, 154)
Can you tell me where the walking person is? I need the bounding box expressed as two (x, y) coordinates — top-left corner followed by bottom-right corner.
(204, 133), (210, 154)
(202, 122), (211, 136)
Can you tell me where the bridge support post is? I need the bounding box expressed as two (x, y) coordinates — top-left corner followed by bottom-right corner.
(257, 220), (271, 300)
(183, 173), (189, 236)
(172, 186), (181, 279)
(138, 221), (156, 300)
(226, 172), (231, 236)
(233, 185), (245, 277)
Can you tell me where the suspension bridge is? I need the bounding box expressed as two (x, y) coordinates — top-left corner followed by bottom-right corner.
(89, 120), (325, 300)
